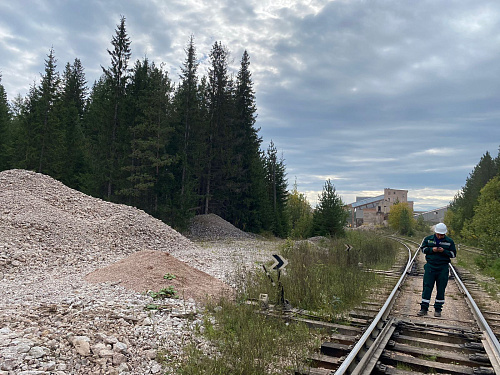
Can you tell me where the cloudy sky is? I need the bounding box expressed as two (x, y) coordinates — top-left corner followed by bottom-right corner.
(1, 0), (499, 211)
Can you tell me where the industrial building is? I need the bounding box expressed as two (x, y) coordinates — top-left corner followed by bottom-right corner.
(346, 188), (414, 227)
(414, 206), (448, 224)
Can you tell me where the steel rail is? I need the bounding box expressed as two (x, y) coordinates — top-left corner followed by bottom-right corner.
(392, 236), (500, 372)
(334, 237), (420, 374)
(450, 263), (500, 372)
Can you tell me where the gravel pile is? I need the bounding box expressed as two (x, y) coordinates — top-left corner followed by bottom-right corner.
(186, 213), (256, 241)
(0, 169), (277, 375)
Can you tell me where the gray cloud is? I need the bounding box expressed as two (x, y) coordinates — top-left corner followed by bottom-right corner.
(1, 0), (498, 211)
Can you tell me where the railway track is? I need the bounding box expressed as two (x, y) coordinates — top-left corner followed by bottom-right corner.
(298, 236), (500, 375)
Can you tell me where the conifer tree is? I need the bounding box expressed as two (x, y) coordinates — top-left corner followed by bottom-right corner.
(265, 141), (289, 237)
(101, 15), (132, 199)
(449, 151), (498, 237)
(0, 74), (10, 170)
(202, 41), (234, 216)
(60, 59), (88, 189)
(312, 179), (347, 237)
(171, 36), (205, 226)
(228, 50), (266, 231)
(119, 58), (174, 215)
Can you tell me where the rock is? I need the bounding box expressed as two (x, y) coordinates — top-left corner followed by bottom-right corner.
(112, 352), (127, 365)
(113, 341), (127, 353)
(144, 349), (157, 359)
(28, 346), (47, 358)
(150, 363), (162, 374)
(72, 337), (91, 356)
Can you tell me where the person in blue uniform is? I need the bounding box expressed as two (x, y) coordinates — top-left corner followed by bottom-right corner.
(417, 223), (457, 317)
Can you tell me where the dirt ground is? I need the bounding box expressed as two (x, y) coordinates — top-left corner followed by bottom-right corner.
(85, 250), (233, 303)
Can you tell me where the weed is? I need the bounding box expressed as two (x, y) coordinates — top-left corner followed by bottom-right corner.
(176, 232), (399, 374)
(163, 273), (176, 280)
(148, 286), (178, 299)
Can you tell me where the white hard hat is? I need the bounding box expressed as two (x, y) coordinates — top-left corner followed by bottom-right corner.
(435, 223), (447, 234)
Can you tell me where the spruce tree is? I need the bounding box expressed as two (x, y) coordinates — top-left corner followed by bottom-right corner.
(203, 41), (233, 216)
(229, 50), (266, 231)
(60, 59), (88, 189)
(101, 15), (132, 199)
(119, 58), (174, 215)
(171, 36), (204, 226)
(312, 179), (347, 237)
(265, 141), (289, 237)
(0, 74), (10, 170)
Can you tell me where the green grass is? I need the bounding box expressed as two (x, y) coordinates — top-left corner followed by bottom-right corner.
(456, 250), (500, 301)
(177, 299), (318, 375)
(172, 231), (400, 374)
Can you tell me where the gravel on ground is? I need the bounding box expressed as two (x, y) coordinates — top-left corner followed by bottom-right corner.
(0, 169), (278, 375)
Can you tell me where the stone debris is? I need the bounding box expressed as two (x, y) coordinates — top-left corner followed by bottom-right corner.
(0, 169), (277, 374)
(0, 170), (275, 375)
(185, 213), (257, 241)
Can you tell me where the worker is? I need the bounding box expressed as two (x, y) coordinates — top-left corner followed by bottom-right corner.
(417, 222), (457, 317)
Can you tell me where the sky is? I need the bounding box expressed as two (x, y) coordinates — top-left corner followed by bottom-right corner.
(1, 0), (499, 211)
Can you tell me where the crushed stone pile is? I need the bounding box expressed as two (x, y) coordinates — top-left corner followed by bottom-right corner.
(0, 169), (234, 374)
(186, 213), (256, 241)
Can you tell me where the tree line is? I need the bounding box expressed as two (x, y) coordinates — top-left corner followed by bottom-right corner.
(445, 148), (500, 258)
(0, 16), (347, 238)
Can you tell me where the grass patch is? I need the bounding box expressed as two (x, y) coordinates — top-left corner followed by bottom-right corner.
(177, 298), (318, 375)
(174, 231), (399, 374)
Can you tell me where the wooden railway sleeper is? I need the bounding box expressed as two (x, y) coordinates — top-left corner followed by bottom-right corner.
(463, 341), (486, 351)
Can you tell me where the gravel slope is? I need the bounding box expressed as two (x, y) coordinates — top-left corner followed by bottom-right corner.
(0, 169), (278, 375)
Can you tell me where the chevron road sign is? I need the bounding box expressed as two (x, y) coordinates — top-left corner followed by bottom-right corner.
(271, 254), (288, 271)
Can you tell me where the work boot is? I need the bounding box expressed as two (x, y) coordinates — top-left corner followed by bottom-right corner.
(417, 308), (428, 316)
(434, 310), (441, 317)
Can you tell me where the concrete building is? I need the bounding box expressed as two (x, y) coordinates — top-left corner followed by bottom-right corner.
(346, 188), (414, 227)
(414, 206), (448, 224)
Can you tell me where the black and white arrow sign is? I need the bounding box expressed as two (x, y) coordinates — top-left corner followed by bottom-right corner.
(271, 254), (288, 271)
(345, 244), (353, 252)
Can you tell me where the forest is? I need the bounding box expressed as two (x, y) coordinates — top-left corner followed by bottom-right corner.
(0, 16), (290, 235)
(0, 16), (348, 238)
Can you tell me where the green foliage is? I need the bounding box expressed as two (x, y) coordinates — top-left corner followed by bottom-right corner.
(264, 141), (289, 237)
(312, 179), (347, 237)
(414, 216), (429, 234)
(462, 176), (500, 258)
(163, 273), (176, 280)
(245, 233), (398, 317)
(0, 16), (309, 238)
(388, 202), (414, 236)
(177, 298), (316, 375)
(0, 74), (11, 171)
(448, 150), (499, 239)
(286, 180), (313, 239)
(148, 286), (178, 299)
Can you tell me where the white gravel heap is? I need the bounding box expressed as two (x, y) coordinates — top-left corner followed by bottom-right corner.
(0, 169), (279, 375)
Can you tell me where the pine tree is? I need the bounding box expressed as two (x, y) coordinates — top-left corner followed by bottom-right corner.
(312, 179), (347, 237)
(101, 15), (132, 199)
(265, 141), (289, 237)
